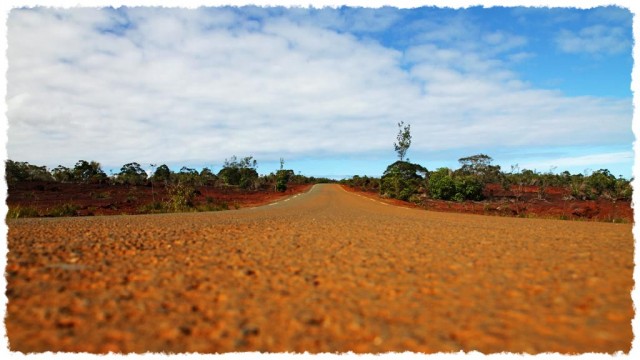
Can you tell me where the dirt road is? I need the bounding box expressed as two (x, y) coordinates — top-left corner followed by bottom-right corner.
(5, 184), (634, 353)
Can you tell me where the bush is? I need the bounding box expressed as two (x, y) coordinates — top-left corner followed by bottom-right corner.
(48, 203), (79, 217)
(453, 175), (484, 201)
(73, 160), (107, 184)
(429, 169), (484, 201)
(6, 206), (40, 219)
(138, 201), (166, 214)
(5, 160), (54, 183)
(587, 169), (616, 197)
(165, 182), (197, 212)
(218, 156), (259, 188)
(276, 179), (287, 192)
(429, 168), (457, 200)
(614, 177), (632, 200)
(380, 161), (428, 201)
(117, 162), (148, 185)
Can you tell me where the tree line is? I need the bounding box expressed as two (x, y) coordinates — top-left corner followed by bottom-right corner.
(342, 122), (632, 203)
(5, 157), (334, 191)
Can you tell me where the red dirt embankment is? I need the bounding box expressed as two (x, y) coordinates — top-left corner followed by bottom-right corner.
(6, 185), (634, 353)
(343, 184), (633, 223)
(6, 181), (312, 216)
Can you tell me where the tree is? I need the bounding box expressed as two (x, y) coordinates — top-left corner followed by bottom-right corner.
(394, 121), (412, 161)
(275, 158), (293, 192)
(428, 168), (457, 200)
(5, 160), (53, 183)
(275, 169), (294, 192)
(73, 160), (107, 183)
(51, 165), (74, 183)
(199, 167), (217, 186)
(218, 155), (259, 189)
(117, 162), (148, 185)
(429, 167), (484, 202)
(380, 160), (428, 201)
(151, 164), (172, 184)
(177, 166), (198, 185)
(587, 169), (616, 197)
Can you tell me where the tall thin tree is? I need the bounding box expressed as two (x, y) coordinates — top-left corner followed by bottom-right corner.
(394, 121), (412, 161)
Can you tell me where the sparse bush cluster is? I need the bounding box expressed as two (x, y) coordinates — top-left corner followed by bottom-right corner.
(380, 161), (428, 201)
(5, 156), (336, 218)
(342, 153), (632, 204)
(364, 122), (633, 205)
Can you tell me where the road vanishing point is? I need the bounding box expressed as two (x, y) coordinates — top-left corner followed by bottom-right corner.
(6, 184), (634, 353)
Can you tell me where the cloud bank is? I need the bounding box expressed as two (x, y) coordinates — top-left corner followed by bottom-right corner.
(6, 6), (633, 174)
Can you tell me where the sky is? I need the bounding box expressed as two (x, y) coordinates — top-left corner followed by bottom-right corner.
(3, 1), (636, 179)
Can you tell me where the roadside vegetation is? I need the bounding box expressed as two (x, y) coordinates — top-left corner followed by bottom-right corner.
(4, 123), (632, 222)
(341, 122), (633, 222)
(5, 158), (334, 218)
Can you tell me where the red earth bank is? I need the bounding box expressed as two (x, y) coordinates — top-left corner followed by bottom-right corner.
(6, 181), (313, 217)
(343, 183), (633, 223)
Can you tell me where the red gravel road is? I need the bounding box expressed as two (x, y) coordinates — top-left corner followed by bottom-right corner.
(5, 184), (634, 354)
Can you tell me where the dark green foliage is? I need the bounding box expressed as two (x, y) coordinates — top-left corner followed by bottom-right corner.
(117, 162), (148, 185)
(218, 155), (259, 189)
(197, 197), (229, 212)
(177, 166), (199, 185)
(6, 205), (40, 219)
(151, 164), (172, 183)
(51, 165), (74, 183)
(346, 175), (380, 192)
(457, 154), (502, 184)
(137, 201), (166, 214)
(614, 177), (632, 200)
(428, 168), (457, 200)
(5, 160), (53, 183)
(380, 161), (428, 201)
(275, 169), (294, 192)
(73, 160), (107, 183)
(48, 203), (79, 217)
(199, 167), (217, 186)
(275, 180), (287, 192)
(429, 168), (484, 201)
(453, 175), (484, 201)
(586, 169), (616, 196)
(165, 181), (197, 212)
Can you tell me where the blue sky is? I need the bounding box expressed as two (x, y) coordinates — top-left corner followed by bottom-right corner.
(4, 2), (635, 179)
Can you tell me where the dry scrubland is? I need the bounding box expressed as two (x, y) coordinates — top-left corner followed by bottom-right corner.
(6, 185), (634, 353)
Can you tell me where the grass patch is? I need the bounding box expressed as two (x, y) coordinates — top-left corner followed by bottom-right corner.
(47, 203), (79, 217)
(138, 201), (167, 214)
(6, 205), (40, 219)
(196, 202), (229, 212)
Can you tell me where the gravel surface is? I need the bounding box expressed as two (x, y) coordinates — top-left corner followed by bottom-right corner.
(6, 184), (634, 353)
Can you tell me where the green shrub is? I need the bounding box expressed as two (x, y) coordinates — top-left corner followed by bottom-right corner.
(429, 169), (484, 201)
(429, 168), (457, 200)
(48, 203), (79, 217)
(138, 201), (166, 214)
(453, 176), (484, 201)
(6, 206), (40, 219)
(165, 182), (197, 212)
(380, 161), (427, 201)
(218, 156), (259, 188)
(276, 179), (287, 192)
(196, 202), (229, 212)
(587, 169), (616, 197)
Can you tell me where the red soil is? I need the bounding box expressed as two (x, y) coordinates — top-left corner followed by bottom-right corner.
(343, 183), (633, 223)
(6, 181), (313, 217)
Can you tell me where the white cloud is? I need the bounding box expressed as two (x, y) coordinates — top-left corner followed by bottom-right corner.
(555, 24), (630, 56)
(6, 7), (633, 173)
